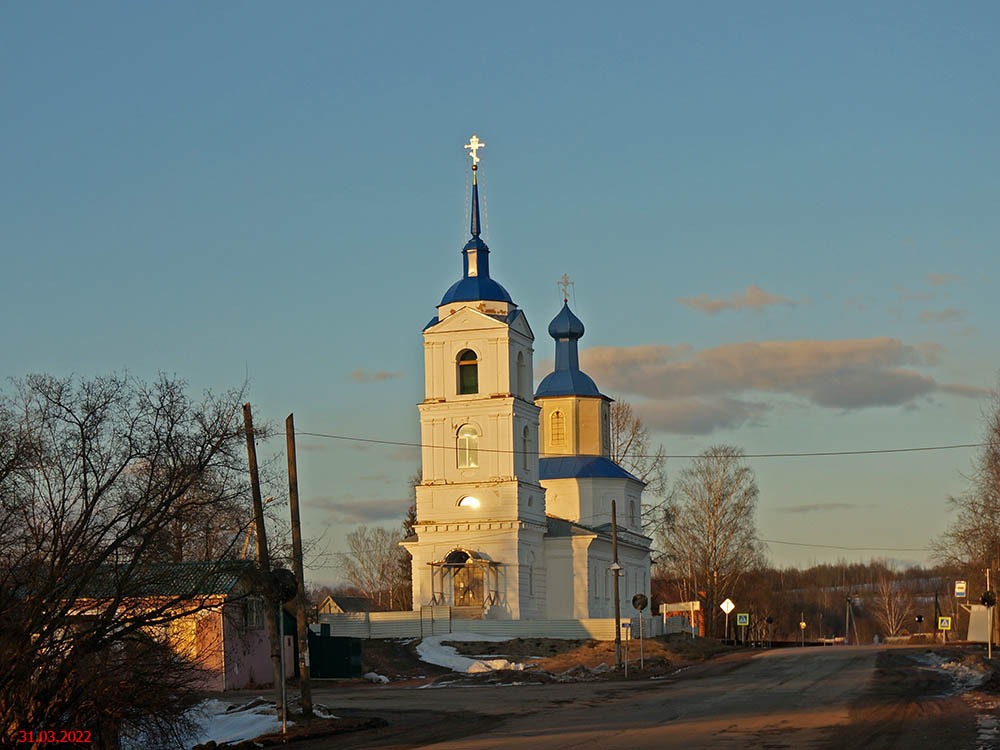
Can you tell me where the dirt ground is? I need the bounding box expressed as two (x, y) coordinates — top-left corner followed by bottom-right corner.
(220, 643), (1000, 749)
(361, 638), (453, 680)
(442, 633), (733, 674)
(821, 647), (1000, 749)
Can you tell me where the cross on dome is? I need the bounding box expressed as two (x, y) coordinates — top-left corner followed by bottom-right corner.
(558, 274), (574, 303)
(464, 134), (485, 166)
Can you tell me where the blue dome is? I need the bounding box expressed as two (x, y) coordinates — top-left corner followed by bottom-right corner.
(535, 368), (603, 399)
(548, 302), (585, 340)
(440, 276), (513, 306)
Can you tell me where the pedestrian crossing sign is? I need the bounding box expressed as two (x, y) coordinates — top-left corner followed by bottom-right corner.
(938, 616), (952, 631)
(736, 613), (749, 626)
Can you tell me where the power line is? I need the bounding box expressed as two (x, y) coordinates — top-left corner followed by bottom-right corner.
(759, 537), (932, 552)
(293, 430), (983, 459)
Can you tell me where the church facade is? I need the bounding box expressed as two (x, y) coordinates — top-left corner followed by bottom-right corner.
(400, 139), (651, 620)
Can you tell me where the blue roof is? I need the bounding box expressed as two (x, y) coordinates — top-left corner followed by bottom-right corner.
(440, 276), (513, 306)
(534, 301), (608, 400)
(535, 369), (605, 399)
(539, 456), (642, 482)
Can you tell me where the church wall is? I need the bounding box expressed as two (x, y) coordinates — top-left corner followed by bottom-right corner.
(576, 398), (607, 457)
(539, 476), (645, 531)
(542, 538), (575, 619)
(581, 539), (651, 619)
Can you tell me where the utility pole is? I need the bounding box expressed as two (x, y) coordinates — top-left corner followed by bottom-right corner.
(845, 597), (850, 646)
(987, 567), (992, 660)
(611, 499), (622, 670)
(243, 403), (283, 714)
(286, 414), (312, 715)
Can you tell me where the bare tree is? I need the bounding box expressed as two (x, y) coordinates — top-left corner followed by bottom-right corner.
(658, 445), (764, 637)
(872, 574), (913, 637)
(336, 525), (408, 610)
(609, 399), (667, 497)
(934, 382), (1000, 576)
(0, 373), (260, 748)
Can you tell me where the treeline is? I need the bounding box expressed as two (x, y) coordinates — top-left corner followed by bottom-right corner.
(653, 559), (969, 643)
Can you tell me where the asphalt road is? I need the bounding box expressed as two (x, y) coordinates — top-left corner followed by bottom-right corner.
(299, 645), (982, 749)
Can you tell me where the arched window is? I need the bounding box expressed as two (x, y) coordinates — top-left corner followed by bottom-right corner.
(457, 349), (479, 394)
(516, 351), (527, 398)
(522, 426), (530, 470)
(458, 496), (480, 508)
(629, 501), (637, 528)
(457, 424), (479, 468)
(550, 410), (566, 446)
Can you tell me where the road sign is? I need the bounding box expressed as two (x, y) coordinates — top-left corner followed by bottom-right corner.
(720, 598), (735, 614)
(955, 580), (967, 598)
(799, 621), (807, 630)
(938, 616), (952, 631)
(632, 593), (648, 611)
(736, 613), (749, 626)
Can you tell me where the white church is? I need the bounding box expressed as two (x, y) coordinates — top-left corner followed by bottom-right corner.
(400, 137), (651, 620)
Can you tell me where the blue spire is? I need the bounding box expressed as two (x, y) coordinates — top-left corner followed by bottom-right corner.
(535, 301), (607, 399)
(470, 170), (481, 238)
(439, 160), (513, 306)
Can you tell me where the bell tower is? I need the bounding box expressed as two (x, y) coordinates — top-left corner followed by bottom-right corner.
(401, 136), (547, 619)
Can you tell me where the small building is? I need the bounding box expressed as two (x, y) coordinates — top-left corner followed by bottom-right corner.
(317, 595), (375, 615)
(71, 561), (293, 691)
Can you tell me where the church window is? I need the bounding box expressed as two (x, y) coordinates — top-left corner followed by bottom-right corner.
(516, 351), (527, 398)
(458, 496), (480, 508)
(457, 424), (479, 468)
(550, 411), (566, 445)
(629, 501), (637, 528)
(457, 350), (479, 394)
(522, 426), (530, 470)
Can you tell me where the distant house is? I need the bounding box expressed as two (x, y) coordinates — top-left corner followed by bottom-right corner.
(70, 561), (293, 691)
(317, 595), (375, 615)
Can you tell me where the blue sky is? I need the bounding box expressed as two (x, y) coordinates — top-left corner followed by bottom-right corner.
(3, 2), (998, 580)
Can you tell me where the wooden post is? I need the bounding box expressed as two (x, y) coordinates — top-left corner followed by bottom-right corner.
(612, 499), (622, 670)
(286, 414), (312, 715)
(243, 403), (283, 712)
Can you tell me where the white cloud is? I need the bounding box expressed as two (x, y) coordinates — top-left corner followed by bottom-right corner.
(677, 285), (799, 315)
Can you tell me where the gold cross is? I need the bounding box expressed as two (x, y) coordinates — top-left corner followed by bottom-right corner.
(464, 134), (486, 165)
(558, 273), (573, 302)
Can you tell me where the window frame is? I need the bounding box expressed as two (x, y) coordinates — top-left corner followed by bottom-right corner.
(457, 349), (479, 395)
(550, 410), (566, 446)
(456, 423), (480, 469)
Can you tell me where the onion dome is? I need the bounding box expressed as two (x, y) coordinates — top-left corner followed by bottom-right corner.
(535, 301), (607, 400)
(547, 302), (585, 340)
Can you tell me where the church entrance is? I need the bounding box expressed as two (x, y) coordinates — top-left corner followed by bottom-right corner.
(428, 549), (500, 608)
(446, 550), (483, 607)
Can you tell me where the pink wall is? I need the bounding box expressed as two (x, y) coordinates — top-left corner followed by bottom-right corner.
(221, 602), (294, 690)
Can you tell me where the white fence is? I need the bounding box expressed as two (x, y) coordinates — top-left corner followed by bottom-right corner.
(318, 606), (695, 641)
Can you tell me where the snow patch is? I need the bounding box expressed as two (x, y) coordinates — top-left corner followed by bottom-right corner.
(364, 671), (390, 684)
(186, 698), (292, 747)
(416, 633), (527, 673)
